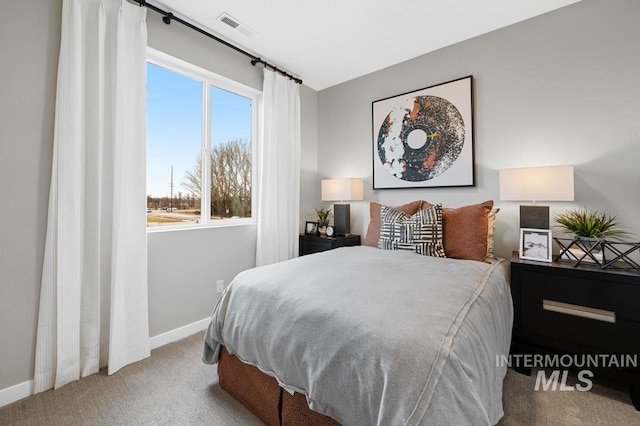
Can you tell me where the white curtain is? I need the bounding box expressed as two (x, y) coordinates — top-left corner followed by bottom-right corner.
(34, 0), (149, 393)
(255, 69), (301, 266)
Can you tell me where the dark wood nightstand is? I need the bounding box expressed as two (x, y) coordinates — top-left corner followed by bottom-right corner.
(299, 234), (361, 256)
(510, 252), (640, 409)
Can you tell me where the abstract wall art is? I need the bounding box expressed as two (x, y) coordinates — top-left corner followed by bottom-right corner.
(372, 76), (474, 189)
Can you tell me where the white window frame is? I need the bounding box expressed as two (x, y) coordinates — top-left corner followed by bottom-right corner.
(146, 48), (260, 232)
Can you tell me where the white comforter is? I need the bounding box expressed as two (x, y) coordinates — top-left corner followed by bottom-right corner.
(203, 246), (513, 425)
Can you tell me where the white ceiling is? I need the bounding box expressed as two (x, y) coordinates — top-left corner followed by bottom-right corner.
(154, 0), (581, 90)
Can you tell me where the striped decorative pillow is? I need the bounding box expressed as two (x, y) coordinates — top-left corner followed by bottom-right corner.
(378, 204), (445, 257)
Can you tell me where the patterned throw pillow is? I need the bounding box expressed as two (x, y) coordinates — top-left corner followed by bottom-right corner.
(363, 201), (422, 247)
(378, 204), (445, 257)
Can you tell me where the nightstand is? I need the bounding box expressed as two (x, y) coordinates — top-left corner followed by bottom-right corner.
(298, 234), (361, 256)
(510, 252), (640, 410)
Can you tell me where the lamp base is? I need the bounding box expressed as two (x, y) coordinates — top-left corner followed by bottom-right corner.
(520, 205), (549, 229)
(333, 204), (351, 236)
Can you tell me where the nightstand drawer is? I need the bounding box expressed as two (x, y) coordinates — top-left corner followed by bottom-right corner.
(299, 234), (361, 256)
(522, 301), (640, 355)
(303, 240), (332, 254)
(520, 270), (640, 322)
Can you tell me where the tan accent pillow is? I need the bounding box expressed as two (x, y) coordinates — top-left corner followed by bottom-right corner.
(434, 200), (494, 262)
(486, 208), (500, 260)
(363, 200), (422, 247)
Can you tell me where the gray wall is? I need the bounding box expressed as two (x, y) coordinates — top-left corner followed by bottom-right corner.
(300, 85), (320, 223)
(317, 0), (640, 259)
(0, 0), (61, 393)
(0, 1), (319, 391)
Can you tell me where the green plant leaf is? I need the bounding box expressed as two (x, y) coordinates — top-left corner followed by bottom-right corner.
(553, 207), (631, 241)
(313, 207), (333, 222)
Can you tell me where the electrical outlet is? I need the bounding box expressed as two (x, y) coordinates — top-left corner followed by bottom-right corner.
(216, 279), (224, 293)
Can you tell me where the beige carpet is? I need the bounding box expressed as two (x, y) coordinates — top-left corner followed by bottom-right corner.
(1, 332), (638, 425)
(499, 367), (639, 426)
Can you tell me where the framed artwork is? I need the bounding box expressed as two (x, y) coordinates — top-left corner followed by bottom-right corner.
(304, 221), (319, 235)
(372, 76), (474, 189)
(519, 228), (553, 262)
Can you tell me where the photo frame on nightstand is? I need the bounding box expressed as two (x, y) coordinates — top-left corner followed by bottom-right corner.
(304, 221), (319, 236)
(519, 228), (552, 262)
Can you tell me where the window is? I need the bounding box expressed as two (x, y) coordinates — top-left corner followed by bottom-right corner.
(146, 49), (258, 228)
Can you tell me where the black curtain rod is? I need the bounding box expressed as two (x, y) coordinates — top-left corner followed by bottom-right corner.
(133, 0), (303, 85)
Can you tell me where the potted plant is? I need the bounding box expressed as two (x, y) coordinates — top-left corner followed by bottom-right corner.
(314, 207), (333, 229)
(553, 207), (630, 243)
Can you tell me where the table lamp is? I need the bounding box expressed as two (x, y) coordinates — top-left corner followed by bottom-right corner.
(321, 178), (364, 236)
(499, 165), (574, 229)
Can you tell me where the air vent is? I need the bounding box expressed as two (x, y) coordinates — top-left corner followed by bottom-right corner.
(217, 13), (256, 37)
(220, 16), (239, 28)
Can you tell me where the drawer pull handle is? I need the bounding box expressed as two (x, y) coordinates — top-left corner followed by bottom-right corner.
(543, 299), (616, 323)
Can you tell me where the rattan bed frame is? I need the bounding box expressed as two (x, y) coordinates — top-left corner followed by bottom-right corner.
(218, 346), (340, 426)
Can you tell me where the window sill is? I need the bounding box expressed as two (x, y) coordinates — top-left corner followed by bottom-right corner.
(146, 219), (256, 233)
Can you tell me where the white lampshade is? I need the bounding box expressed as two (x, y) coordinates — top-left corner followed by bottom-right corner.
(321, 178), (364, 202)
(499, 166), (574, 202)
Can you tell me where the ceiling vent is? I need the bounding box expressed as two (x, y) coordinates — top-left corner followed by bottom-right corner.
(220, 15), (239, 28)
(217, 13), (256, 37)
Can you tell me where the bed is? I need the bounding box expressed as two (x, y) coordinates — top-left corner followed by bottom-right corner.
(203, 243), (513, 424)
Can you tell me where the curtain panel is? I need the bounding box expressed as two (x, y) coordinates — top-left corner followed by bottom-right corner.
(34, 0), (149, 393)
(255, 69), (301, 266)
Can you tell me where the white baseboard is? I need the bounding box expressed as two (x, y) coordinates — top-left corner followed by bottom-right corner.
(0, 317), (210, 408)
(0, 380), (33, 408)
(149, 317), (210, 350)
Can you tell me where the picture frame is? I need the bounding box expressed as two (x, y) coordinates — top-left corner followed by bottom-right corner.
(371, 75), (474, 189)
(304, 221), (319, 236)
(519, 228), (553, 262)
